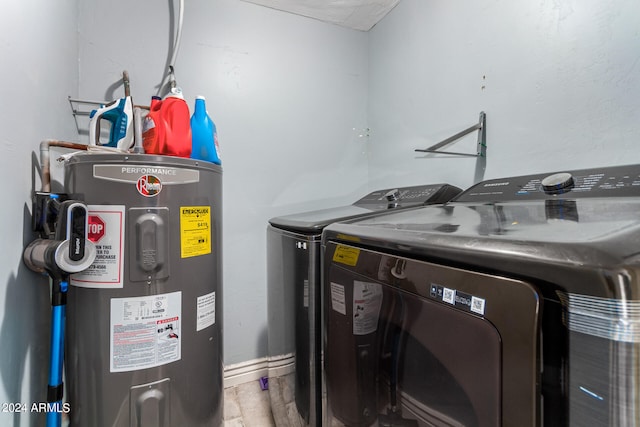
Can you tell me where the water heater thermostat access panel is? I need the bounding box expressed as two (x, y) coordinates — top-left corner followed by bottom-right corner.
(456, 164), (640, 202)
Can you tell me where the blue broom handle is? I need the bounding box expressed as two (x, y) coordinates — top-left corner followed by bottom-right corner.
(46, 279), (67, 427)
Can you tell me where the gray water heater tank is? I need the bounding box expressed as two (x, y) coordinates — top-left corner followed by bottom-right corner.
(63, 153), (223, 427)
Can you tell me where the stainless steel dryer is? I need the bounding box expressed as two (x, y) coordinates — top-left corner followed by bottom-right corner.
(323, 164), (640, 427)
(267, 184), (462, 426)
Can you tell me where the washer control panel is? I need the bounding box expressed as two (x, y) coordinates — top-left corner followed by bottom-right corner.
(456, 164), (640, 202)
(540, 172), (575, 194)
(385, 188), (401, 202)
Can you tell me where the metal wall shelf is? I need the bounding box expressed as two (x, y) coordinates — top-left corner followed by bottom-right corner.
(415, 112), (487, 184)
(415, 111), (486, 157)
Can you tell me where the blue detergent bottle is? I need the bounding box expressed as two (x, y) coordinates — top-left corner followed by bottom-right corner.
(190, 96), (221, 164)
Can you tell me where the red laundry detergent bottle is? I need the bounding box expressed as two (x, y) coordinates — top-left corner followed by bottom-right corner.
(142, 94), (192, 157)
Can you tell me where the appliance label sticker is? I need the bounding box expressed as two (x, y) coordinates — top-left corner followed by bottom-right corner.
(442, 287), (456, 304)
(471, 296), (486, 315)
(353, 281), (383, 336)
(333, 245), (360, 266)
(330, 282), (346, 315)
(430, 283), (486, 316)
(196, 291), (216, 332)
(70, 205), (125, 288)
(180, 206), (212, 258)
(110, 291), (182, 373)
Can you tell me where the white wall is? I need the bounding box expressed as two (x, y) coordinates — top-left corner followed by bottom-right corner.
(77, 0), (369, 364)
(0, 1), (79, 426)
(368, 0), (640, 190)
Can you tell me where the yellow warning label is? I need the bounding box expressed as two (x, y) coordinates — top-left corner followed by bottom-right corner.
(333, 245), (360, 266)
(180, 206), (212, 258)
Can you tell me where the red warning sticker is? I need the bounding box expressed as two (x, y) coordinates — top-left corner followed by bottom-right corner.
(136, 174), (162, 197)
(70, 205), (125, 288)
(88, 215), (106, 242)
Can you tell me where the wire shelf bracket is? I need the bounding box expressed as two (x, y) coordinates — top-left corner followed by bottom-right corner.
(415, 112), (486, 158)
(68, 97), (110, 117)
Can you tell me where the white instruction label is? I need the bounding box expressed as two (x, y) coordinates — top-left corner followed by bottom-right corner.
(330, 282), (346, 315)
(353, 281), (383, 335)
(71, 205), (125, 288)
(110, 291), (182, 372)
(196, 291), (216, 332)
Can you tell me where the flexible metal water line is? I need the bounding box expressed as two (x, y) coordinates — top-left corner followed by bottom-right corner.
(157, 0), (185, 97)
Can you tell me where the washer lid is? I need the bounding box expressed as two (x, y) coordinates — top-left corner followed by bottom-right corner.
(269, 204), (381, 233)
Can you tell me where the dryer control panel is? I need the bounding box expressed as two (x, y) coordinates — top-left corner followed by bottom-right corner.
(354, 183), (461, 208)
(456, 164), (640, 202)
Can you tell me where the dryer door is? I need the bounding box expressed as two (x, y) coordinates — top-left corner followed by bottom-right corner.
(324, 243), (540, 427)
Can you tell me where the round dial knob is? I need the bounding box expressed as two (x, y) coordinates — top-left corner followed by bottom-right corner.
(541, 172), (574, 194)
(385, 189), (401, 202)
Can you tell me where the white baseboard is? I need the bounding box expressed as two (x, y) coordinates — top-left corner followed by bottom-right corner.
(223, 354), (295, 389)
(265, 353), (296, 378)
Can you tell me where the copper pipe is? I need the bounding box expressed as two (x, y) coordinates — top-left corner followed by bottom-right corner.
(39, 140), (88, 192)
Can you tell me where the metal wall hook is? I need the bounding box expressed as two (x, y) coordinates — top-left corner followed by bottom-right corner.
(415, 111), (486, 157)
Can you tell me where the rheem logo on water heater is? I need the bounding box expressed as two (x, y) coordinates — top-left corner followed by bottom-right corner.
(136, 174), (163, 197)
